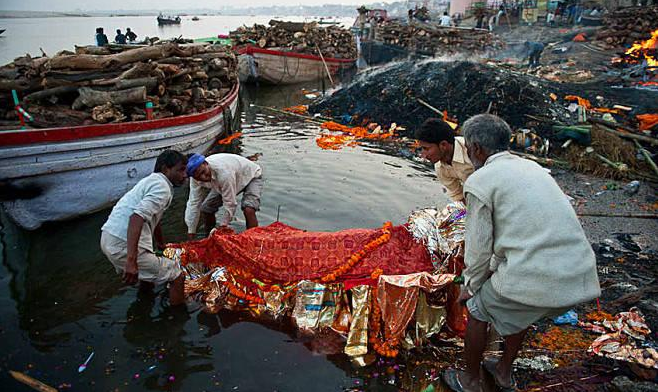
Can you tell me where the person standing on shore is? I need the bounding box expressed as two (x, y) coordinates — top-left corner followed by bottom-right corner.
(95, 27), (109, 46)
(442, 114), (600, 392)
(185, 153), (264, 238)
(100, 150), (188, 305)
(415, 118), (474, 203)
(126, 27), (138, 43)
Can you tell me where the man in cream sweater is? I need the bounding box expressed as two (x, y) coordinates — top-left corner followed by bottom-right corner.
(443, 114), (600, 392)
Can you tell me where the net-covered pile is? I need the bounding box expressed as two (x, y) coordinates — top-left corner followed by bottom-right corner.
(310, 60), (570, 131)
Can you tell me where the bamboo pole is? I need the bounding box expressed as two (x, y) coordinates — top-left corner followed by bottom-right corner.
(9, 371), (57, 392)
(590, 119), (658, 146)
(315, 45), (335, 88)
(634, 139), (658, 177)
(249, 104), (326, 124)
(416, 98), (442, 115)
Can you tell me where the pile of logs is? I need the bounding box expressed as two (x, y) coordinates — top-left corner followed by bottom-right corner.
(375, 20), (504, 54)
(595, 5), (658, 48)
(0, 42), (238, 128)
(230, 20), (358, 59)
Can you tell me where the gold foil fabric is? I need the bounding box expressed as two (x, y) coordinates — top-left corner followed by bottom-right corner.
(292, 281), (342, 330)
(344, 285), (371, 357)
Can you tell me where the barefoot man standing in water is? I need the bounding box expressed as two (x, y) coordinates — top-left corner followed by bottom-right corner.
(100, 150), (188, 305)
(442, 114), (600, 392)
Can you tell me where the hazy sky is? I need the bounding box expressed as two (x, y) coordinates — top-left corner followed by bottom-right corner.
(1, 0), (371, 11)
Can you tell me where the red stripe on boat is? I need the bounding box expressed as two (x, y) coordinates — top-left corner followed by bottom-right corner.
(0, 83), (239, 147)
(237, 45), (356, 64)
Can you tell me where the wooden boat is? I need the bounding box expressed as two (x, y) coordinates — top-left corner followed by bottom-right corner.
(237, 45), (356, 85)
(0, 84), (239, 230)
(157, 15), (181, 25)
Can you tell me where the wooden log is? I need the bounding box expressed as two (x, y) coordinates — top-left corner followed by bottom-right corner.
(48, 43), (179, 70)
(26, 104), (91, 127)
(24, 86), (79, 103)
(72, 86), (146, 110)
(0, 78), (40, 92)
(115, 77), (159, 91)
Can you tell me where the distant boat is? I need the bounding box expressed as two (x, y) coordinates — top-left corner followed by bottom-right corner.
(0, 29), (5, 36)
(157, 15), (181, 25)
(192, 16), (200, 21)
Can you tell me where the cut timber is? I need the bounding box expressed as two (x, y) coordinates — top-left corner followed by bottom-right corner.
(115, 77), (159, 91)
(24, 86), (79, 103)
(590, 120), (658, 146)
(72, 86), (146, 110)
(48, 43), (179, 70)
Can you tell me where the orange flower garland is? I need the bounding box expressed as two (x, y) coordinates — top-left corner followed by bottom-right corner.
(320, 222), (393, 283)
(222, 278), (265, 305)
(369, 291), (399, 357)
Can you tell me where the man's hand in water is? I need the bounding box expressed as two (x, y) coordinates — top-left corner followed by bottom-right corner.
(124, 252), (139, 285)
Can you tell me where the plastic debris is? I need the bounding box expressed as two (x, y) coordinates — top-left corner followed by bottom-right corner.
(623, 180), (640, 195)
(77, 351), (94, 373)
(514, 355), (557, 371)
(553, 310), (578, 326)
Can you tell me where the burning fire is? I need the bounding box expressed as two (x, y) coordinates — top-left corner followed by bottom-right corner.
(624, 29), (658, 67)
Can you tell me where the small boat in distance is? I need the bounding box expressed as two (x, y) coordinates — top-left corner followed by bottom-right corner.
(192, 16), (200, 21)
(0, 29), (5, 35)
(157, 14), (181, 25)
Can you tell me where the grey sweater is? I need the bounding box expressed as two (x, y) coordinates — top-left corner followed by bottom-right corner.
(463, 152), (600, 308)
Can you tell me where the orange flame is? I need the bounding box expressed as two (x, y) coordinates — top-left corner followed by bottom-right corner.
(625, 29), (658, 67)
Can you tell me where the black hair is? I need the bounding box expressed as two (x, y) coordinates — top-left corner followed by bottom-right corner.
(444, 11), (448, 15)
(96, 27), (103, 33)
(116, 29), (121, 33)
(154, 150), (186, 172)
(414, 118), (455, 145)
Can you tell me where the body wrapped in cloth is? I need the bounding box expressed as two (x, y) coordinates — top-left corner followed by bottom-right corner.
(166, 204), (467, 360)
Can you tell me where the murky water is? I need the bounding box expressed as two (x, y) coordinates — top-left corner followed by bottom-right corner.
(0, 77), (450, 390)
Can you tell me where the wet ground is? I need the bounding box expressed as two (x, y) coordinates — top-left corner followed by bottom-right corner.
(0, 80), (451, 392)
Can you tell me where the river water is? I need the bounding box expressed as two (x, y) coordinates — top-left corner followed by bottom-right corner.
(0, 15), (353, 65)
(0, 15), (450, 392)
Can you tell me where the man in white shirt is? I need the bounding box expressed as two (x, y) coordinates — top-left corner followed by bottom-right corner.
(415, 118), (474, 203)
(100, 150), (188, 305)
(185, 153), (263, 238)
(439, 11), (453, 26)
(442, 115), (600, 392)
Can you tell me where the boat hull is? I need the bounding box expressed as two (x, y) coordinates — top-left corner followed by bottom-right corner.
(237, 46), (356, 85)
(0, 85), (239, 230)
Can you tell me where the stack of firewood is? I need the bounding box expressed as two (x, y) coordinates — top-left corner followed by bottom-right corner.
(230, 20), (358, 59)
(596, 5), (658, 48)
(0, 42), (238, 128)
(375, 21), (504, 54)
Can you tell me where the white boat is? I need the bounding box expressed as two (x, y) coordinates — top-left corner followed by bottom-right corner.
(0, 84), (239, 230)
(237, 45), (356, 85)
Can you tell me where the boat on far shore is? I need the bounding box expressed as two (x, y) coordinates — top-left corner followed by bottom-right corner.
(157, 14), (181, 25)
(0, 29), (5, 35)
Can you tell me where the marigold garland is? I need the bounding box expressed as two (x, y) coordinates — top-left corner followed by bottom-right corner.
(222, 279), (265, 305)
(368, 290), (399, 357)
(319, 222), (393, 283)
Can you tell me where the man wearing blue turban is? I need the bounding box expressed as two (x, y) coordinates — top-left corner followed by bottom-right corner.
(185, 153), (263, 237)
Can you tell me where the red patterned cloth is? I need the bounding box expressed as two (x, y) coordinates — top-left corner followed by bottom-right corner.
(180, 222), (433, 283)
